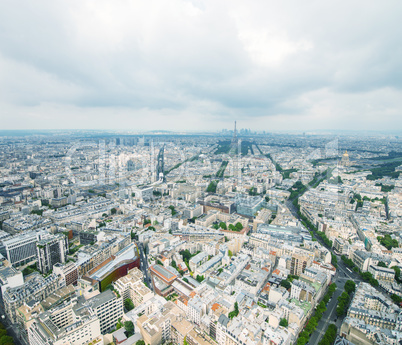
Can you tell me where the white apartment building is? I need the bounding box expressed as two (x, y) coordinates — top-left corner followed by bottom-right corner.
(114, 267), (154, 307)
(0, 264), (24, 296)
(28, 301), (102, 345)
(187, 295), (204, 326)
(189, 252), (209, 272)
(88, 290), (123, 334)
(368, 265), (395, 282)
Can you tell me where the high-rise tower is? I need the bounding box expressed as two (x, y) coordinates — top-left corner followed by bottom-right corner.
(232, 121), (237, 144)
(36, 233), (68, 274)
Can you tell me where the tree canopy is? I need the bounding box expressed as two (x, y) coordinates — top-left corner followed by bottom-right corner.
(124, 298), (134, 312)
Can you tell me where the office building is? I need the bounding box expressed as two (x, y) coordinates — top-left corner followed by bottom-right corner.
(82, 243), (140, 292)
(0, 231), (47, 266)
(37, 234), (68, 274)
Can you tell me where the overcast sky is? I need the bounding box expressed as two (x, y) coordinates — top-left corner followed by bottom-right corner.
(0, 0), (401, 132)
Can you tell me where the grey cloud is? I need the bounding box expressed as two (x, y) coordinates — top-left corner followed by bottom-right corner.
(0, 0), (401, 130)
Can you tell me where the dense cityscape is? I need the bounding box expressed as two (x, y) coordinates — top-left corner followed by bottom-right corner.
(0, 127), (401, 345)
(1, 1), (401, 344)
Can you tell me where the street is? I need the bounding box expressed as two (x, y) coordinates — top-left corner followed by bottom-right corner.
(308, 265), (358, 345)
(285, 196), (364, 344)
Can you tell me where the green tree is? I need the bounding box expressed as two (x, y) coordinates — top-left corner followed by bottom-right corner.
(124, 321), (134, 337)
(369, 278), (379, 287)
(360, 271), (373, 281)
(0, 335), (14, 345)
(124, 298), (134, 312)
(287, 274), (299, 282)
(229, 302), (239, 319)
(299, 331), (309, 340)
(228, 250), (233, 258)
(331, 254), (338, 268)
(341, 255), (355, 269)
(219, 222), (227, 230)
(206, 181), (218, 193)
(391, 294), (402, 305)
(30, 209), (43, 216)
(136, 341), (145, 345)
(377, 234), (399, 250)
(235, 222), (243, 231)
(318, 324), (337, 345)
(168, 205), (177, 216)
(336, 291), (350, 316)
(392, 266), (401, 280)
(280, 280), (291, 290)
(305, 317), (318, 333)
(171, 260), (177, 269)
(344, 280), (356, 294)
(316, 301), (326, 315)
(180, 249), (192, 262)
(111, 208), (117, 215)
(279, 318), (288, 327)
(296, 337), (308, 345)
(378, 261), (387, 268)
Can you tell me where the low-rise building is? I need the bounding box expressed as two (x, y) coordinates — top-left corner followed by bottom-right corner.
(368, 265), (395, 282)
